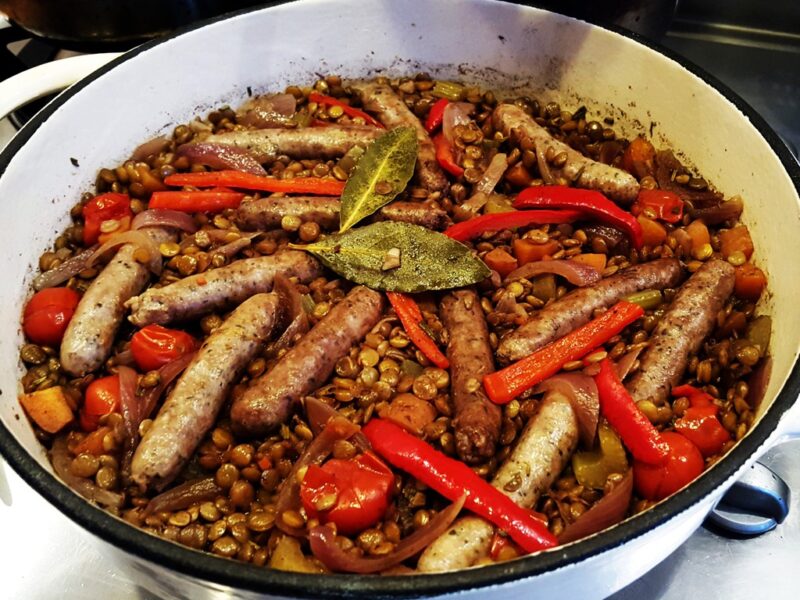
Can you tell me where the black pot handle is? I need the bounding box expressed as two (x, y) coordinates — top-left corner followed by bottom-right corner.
(705, 460), (790, 536)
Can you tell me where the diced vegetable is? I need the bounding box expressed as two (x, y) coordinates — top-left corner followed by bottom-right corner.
(719, 225), (754, 260)
(624, 289), (663, 310)
(734, 263), (767, 300)
(362, 418), (558, 553)
(570, 253), (607, 273)
(746, 315), (772, 357)
(633, 432), (703, 501)
(379, 393), (437, 435)
(621, 136), (656, 177)
(164, 170), (347, 196)
(632, 189), (683, 224)
(685, 219), (710, 256)
(483, 301), (645, 404)
(19, 386), (74, 433)
(308, 92), (383, 128)
(431, 80), (465, 102)
(483, 248), (518, 278)
(572, 421), (629, 489)
(149, 190), (245, 213)
(504, 162), (532, 187)
(82, 192), (132, 245)
(513, 238), (561, 265)
(22, 287), (81, 347)
(73, 426), (112, 456)
(269, 535), (327, 573)
(637, 215), (667, 247)
(595, 359), (668, 465)
(387, 292), (449, 368)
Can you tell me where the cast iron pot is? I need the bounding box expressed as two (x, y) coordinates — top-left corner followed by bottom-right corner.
(1, 1), (799, 598)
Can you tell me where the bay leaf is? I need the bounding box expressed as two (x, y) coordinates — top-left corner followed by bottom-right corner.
(293, 221), (491, 293)
(339, 126), (417, 233)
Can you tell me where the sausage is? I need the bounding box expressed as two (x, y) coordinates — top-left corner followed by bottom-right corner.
(627, 258), (735, 404)
(126, 250), (321, 327)
(498, 258), (683, 364)
(130, 293), (281, 491)
(230, 286), (384, 436)
(60, 227), (176, 376)
(235, 197), (451, 232)
(350, 81), (448, 192)
(201, 125), (382, 163)
(493, 104), (640, 204)
(440, 290), (502, 463)
(417, 391), (578, 572)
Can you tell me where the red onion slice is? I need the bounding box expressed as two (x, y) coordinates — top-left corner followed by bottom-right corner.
(112, 348), (136, 367)
(535, 142), (556, 185)
(238, 93), (297, 128)
(140, 352), (196, 420)
(442, 102), (474, 145)
(117, 365), (141, 477)
(210, 232), (260, 259)
(267, 274), (310, 359)
(87, 230), (163, 275)
(132, 209), (198, 233)
(131, 135), (170, 162)
(746, 356), (772, 411)
(274, 417), (360, 537)
(309, 494), (466, 573)
(177, 142), (266, 176)
(475, 152), (508, 196)
(51, 437), (124, 509)
(558, 469), (633, 544)
(32, 245), (98, 291)
(536, 373), (600, 448)
(505, 259), (601, 287)
(144, 477), (223, 515)
(615, 346), (644, 381)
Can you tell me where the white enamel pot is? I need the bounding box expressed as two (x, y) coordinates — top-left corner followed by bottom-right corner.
(1, 1), (799, 598)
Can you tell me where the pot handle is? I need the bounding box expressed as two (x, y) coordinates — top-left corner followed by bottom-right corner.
(0, 52), (121, 123)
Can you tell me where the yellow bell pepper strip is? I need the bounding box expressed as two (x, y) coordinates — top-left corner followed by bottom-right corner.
(483, 300), (644, 405)
(164, 170), (346, 196)
(595, 358), (669, 465)
(362, 418), (558, 553)
(387, 292), (449, 369)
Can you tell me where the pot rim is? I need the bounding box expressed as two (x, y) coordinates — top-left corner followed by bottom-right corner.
(1, 2), (799, 597)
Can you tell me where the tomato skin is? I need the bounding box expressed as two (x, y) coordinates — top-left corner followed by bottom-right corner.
(300, 452), (394, 535)
(22, 287), (81, 346)
(80, 375), (121, 432)
(82, 192), (132, 245)
(634, 432), (704, 501)
(130, 324), (198, 372)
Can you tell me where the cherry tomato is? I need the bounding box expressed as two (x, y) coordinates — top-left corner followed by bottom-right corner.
(300, 452), (394, 535)
(80, 374), (120, 431)
(22, 287), (81, 346)
(130, 324), (198, 372)
(82, 192), (132, 245)
(634, 432), (704, 501)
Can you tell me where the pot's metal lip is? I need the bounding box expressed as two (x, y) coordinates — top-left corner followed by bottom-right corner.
(1, 1), (800, 598)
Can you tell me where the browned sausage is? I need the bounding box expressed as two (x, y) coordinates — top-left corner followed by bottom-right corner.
(60, 227), (176, 376)
(230, 286), (384, 436)
(126, 250), (321, 326)
(235, 197), (450, 232)
(498, 258), (683, 363)
(417, 391), (578, 572)
(440, 290), (501, 463)
(131, 293), (281, 491)
(493, 104), (640, 204)
(627, 258), (735, 404)
(350, 81), (448, 192)
(201, 125), (382, 163)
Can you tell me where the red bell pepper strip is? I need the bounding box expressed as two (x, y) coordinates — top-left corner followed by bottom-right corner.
(164, 170), (346, 196)
(595, 358), (669, 465)
(514, 186), (644, 250)
(425, 98), (449, 133)
(483, 300), (644, 405)
(82, 192), (132, 245)
(149, 190), (245, 213)
(308, 92), (384, 128)
(631, 189), (684, 224)
(433, 132), (464, 177)
(671, 385), (730, 457)
(387, 292), (449, 369)
(444, 210), (583, 242)
(362, 418), (558, 553)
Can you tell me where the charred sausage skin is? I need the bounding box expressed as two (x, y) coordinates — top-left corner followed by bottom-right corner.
(441, 289), (502, 464)
(230, 286), (384, 436)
